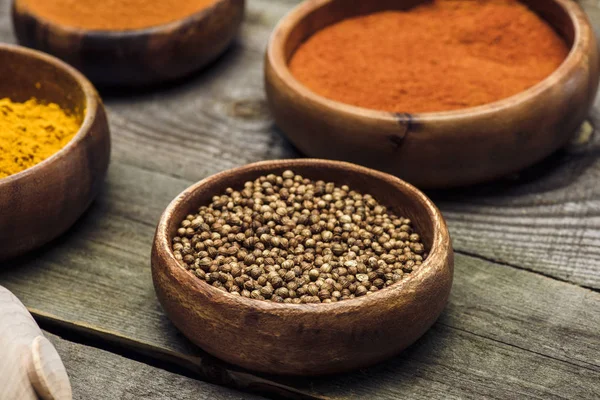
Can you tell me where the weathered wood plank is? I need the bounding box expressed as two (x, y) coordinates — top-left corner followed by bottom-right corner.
(0, 0), (599, 398)
(45, 332), (266, 400)
(279, 255), (600, 399)
(4, 248), (600, 398)
(284, 324), (600, 400)
(43, 258), (600, 400)
(101, 0), (298, 181)
(433, 112), (600, 290)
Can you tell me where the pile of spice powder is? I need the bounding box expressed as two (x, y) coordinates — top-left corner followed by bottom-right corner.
(289, 0), (569, 113)
(20, 0), (218, 30)
(0, 98), (80, 179)
(172, 170), (428, 304)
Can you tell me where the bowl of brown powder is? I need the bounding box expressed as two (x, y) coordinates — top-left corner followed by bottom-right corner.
(12, 0), (245, 86)
(265, 0), (600, 188)
(152, 159), (453, 375)
(0, 44), (110, 260)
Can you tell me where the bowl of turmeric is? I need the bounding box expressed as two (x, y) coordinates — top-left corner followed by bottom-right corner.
(0, 44), (110, 261)
(12, 0), (245, 86)
(265, 0), (600, 188)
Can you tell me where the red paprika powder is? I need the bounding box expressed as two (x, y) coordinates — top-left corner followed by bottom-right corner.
(289, 0), (569, 113)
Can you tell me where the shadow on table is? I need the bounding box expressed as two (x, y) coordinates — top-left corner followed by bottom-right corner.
(427, 120), (600, 205)
(96, 35), (245, 100)
(260, 313), (459, 399)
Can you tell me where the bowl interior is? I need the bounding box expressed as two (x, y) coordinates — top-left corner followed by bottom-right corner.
(0, 46), (86, 119)
(282, 0), (575, 64)
(164, 161), (438, 263)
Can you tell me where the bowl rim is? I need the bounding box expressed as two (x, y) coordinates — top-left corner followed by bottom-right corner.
(266, 0), (590, 121)
(154, 159), (452, 314)
(0, 43), (100, 185)
(13, 0), (241, 36)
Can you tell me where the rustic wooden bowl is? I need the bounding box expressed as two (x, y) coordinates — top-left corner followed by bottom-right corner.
(265, 0), (600, 188)
(152, 159), (453, 375)
(12, 0), (245, 86)
(0, 44), (110, 261)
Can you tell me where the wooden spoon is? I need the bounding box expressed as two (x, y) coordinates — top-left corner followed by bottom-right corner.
(0, 286), (72, 400)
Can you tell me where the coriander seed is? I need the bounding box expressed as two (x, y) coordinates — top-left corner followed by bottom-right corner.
(172, 170), (427, 304)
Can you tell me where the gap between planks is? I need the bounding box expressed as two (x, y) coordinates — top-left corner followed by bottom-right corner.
(437, 322), (599, 373)
(33, 310), (325, 400)
(25, 250), (600, 400)
(453, 249), (600, 293)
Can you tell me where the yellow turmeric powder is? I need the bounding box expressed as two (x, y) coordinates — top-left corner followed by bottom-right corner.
(0, 98), (80, 179)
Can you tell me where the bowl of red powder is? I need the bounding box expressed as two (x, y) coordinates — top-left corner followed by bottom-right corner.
(12, 0), (245, 86)
(265, 0), (600, 188)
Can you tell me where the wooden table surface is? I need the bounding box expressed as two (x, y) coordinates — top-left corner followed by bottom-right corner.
(1, 0), (600, 399)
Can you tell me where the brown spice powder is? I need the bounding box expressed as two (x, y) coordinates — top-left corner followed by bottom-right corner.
(20, 0), (218, 30)
(289, 0), (569, 113)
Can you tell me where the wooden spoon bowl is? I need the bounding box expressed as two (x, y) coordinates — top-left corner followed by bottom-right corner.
(265, 0), (600, 188)
(0, 44), (110, 261)
(12, 0), (245, 86)
(152, 159), (453, 375)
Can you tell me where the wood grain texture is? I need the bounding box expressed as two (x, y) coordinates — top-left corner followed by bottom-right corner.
(44, 332), (266, 400)
(0, 0), (598, 398)
(12, 0), (246, 86)
(4, 243), (600, 398)
(431, 104), (600, 290)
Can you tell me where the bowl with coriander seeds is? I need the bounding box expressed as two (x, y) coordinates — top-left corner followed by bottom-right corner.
(152, 159), (453, 375)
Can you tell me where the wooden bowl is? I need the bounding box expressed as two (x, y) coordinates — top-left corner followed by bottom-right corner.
(265, 0), (600, 188)
(12, 0), (245, 86)
(152, 159), (453, 375)
(0, 44), (110, 261)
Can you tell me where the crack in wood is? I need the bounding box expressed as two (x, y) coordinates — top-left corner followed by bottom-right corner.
(438, 323), (600, 372)
(453, 249), (600, 294)
(32, 310), (325, 400)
